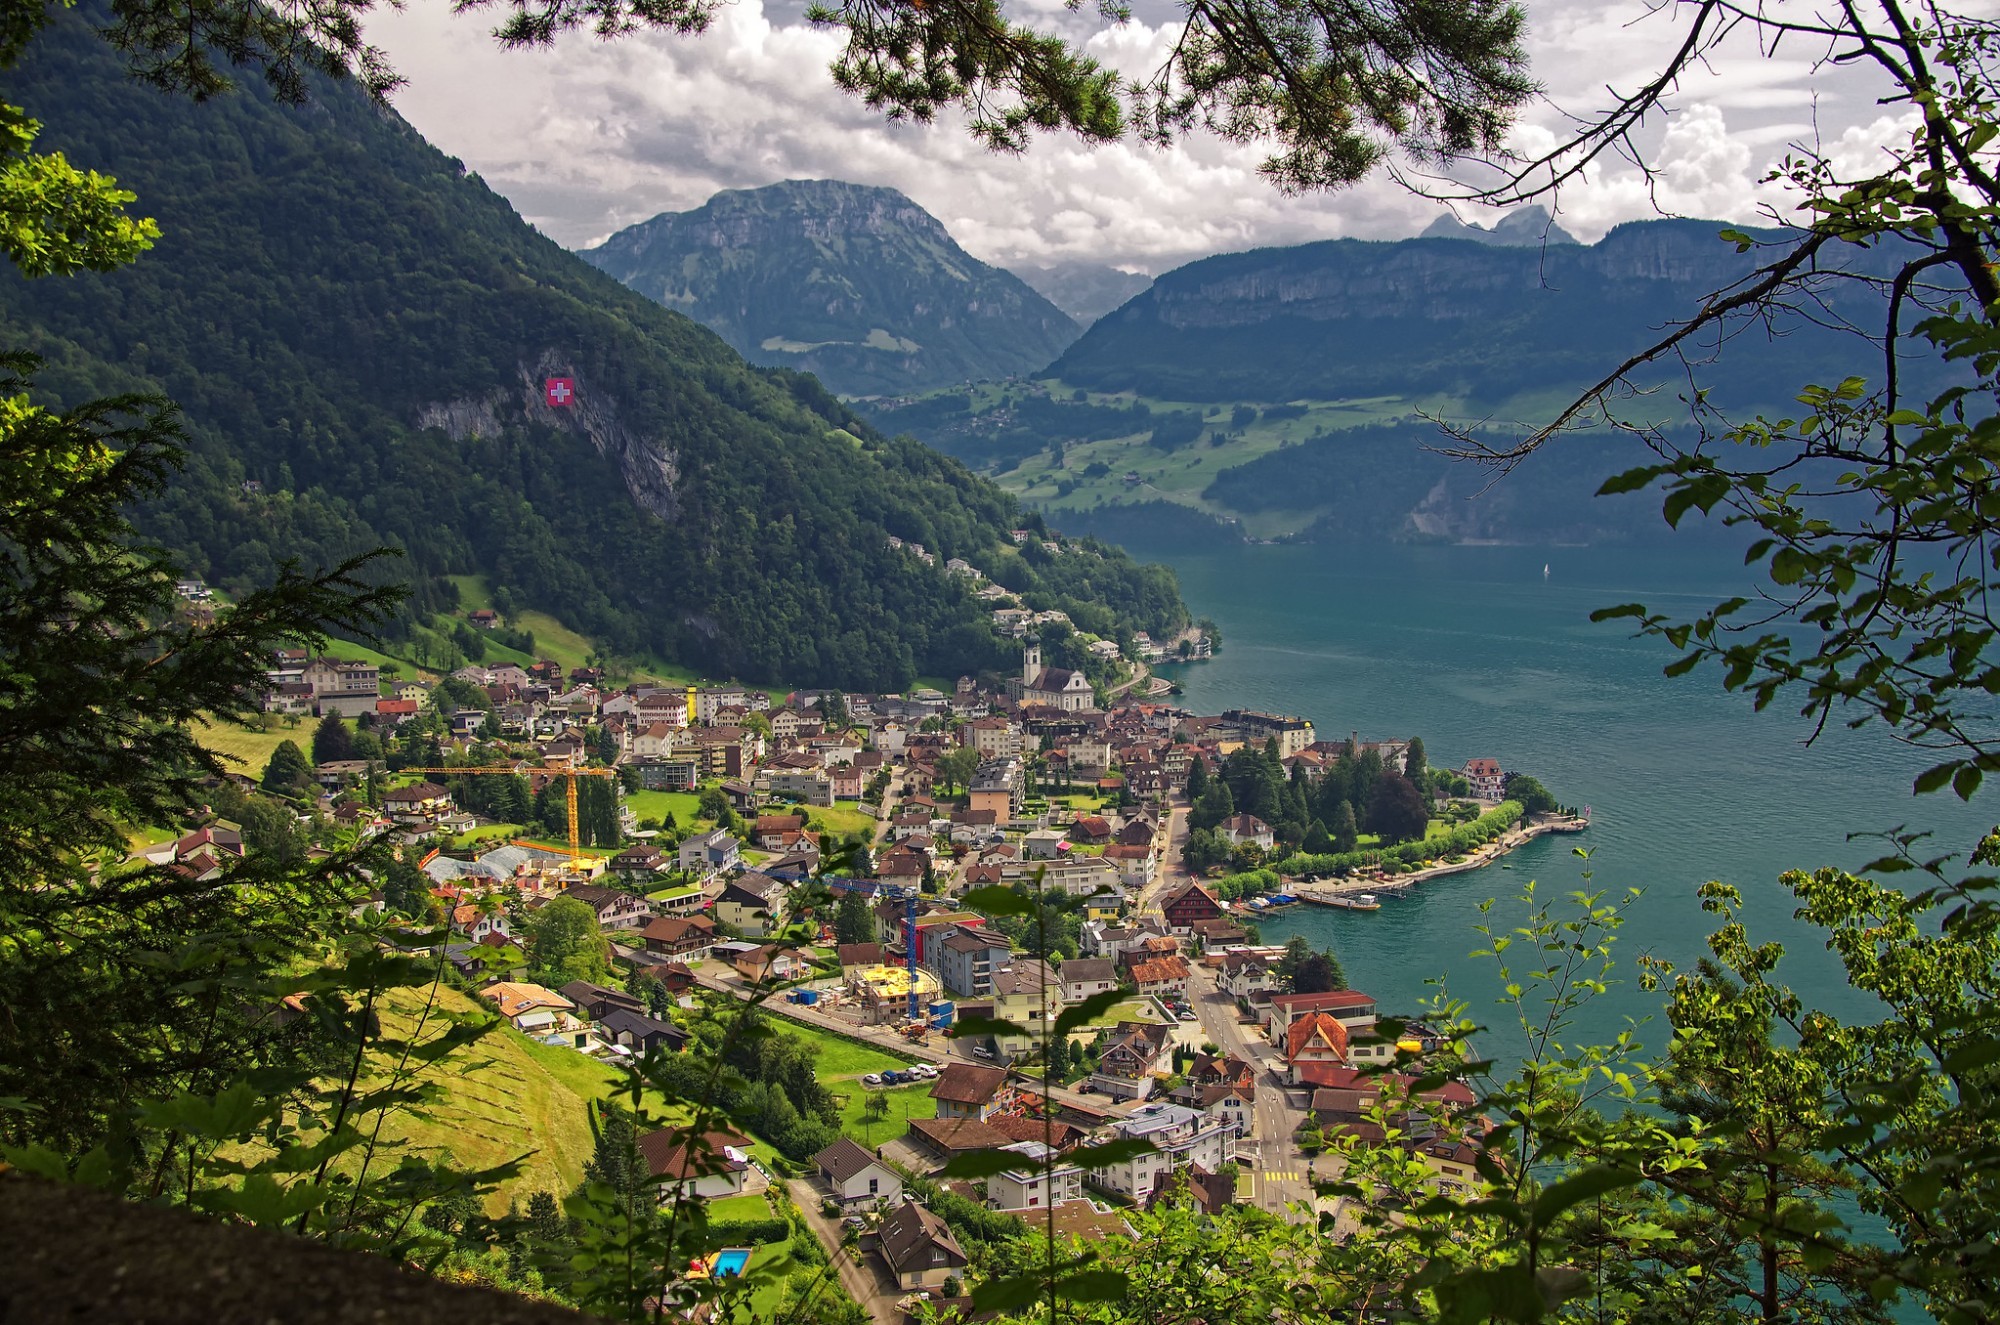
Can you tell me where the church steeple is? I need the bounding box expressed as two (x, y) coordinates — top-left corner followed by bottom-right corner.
(1023, 640), (1041, 687)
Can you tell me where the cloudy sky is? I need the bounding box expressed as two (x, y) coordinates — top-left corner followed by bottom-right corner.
(371, 0), (1913, 274)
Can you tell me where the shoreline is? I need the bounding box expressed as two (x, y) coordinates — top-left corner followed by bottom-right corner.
(1282, 814), (1591, 903)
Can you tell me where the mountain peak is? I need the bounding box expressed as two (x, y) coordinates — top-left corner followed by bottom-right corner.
(580, 180), (1077, 395)
(1420, 205), (1579, 247)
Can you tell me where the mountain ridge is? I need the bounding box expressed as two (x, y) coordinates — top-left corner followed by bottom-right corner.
(579, 180), (1079, 396)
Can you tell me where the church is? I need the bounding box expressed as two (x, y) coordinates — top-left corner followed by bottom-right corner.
(1019, 642), (1096, 712)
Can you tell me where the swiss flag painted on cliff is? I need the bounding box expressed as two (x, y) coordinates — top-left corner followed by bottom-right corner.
(544, 377), (575, 407)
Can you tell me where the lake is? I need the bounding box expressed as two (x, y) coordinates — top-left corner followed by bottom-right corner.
(1149, 540), (1992, 1058)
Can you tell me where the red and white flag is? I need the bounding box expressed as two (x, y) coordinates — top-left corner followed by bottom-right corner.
(544, 377), (575, 407)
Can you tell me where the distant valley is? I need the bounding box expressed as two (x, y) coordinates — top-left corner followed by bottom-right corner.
(859, 213), (1920, 547)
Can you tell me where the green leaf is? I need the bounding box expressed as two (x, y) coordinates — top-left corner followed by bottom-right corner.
(939, 1149), (1038, 1178)
(970, 1272), (1053, 1313)
(947, 1014), (1027, 1039)
(1913, 762), (1957, 795)
(1064, 1137), (1158, 1167)
(1529, 1166), (1641, 1227)
(959, 885), (1033, 916)
(1052, 989), (1127, 1036)
(1596, 464), (1670, 496)
(1056, 1269), (1130, 1301)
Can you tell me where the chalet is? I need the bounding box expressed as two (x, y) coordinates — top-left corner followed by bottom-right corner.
(383, 781), (453, 826)
(1147, 1164), (1238, 1216)
(1161, 882), (1224, 935)
(751, 812), (807, 851)
(609, 844), (670, 884)
(483, 982), (577, 1036)
(813, 1137), (903, 1211)
(637, 1126), (756, 1200)
(929, 1063), (1013, 1122)
(450, 905), (510, 944)
(1284, 1011), (1353, 1083)
(876, 1201), (970, 1292)
(558, 980), (645, 1021)
(1125, 954), (1192, 998)
(1114, 818), (1156, 849)
(1068, 816), (1113, 845)
(1091, 1021), (1168, 1101)
(564, 884), (652, 931)
(639, 915), (718, 963)
(1191, 918), (1250, 951)
(1219, 952), (1276, 999)
(729, 944), (807, 985)
(595, 1007), (689, 1055)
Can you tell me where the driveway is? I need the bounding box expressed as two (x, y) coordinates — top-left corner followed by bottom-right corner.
(785, 1178), (903, 1325)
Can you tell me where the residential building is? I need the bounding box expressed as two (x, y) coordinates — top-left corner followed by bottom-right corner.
(1218, 814), (1274, 850)
(876, 1202), (970, 1292)
(1087, 1102), (1230, 1200)
(482, 983), (577, 1037)
(967, 757), (1025, 820)
(382, 781), (453, 826)
(1284, 1011), (1353, 1084)
(1161, 883), (1224, 935)
(639, 915), (719, 963)
(929, 926), (1015, 999)
(729, 944), (807, 984)
(1462, 757), (1505, 800)
(676, 827), (742, 876)
(929, 1063), (1014, 1122)
(1058, 958), (1118, 1004)
(638, 1126), (756, 1200)
(984, 1141), (1084, 1213)
(1266, 990), (1379, 1046)
(813, 1137), (903, 1211)
(714, 875), (787, 936)
(992, 959), (1065, 1059)
(563, 884), (653, 931)
(1091, 1021), (1168, 1102)
(1125, 954), (1191, 998)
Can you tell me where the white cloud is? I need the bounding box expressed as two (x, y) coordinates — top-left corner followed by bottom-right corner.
(370, 0), (1904, 272)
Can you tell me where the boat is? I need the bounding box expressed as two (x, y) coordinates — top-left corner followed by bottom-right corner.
(1543, 563), (1550, 578)
(1321, 893), (1382, 912)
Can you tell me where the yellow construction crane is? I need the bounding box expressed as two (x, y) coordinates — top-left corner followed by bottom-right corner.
(402, 764), (619, 870)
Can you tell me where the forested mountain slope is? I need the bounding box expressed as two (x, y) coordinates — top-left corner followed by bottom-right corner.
(1048, 219), (1916, 406)
(579, 180), (1079, 396)
(6, 14), (1182, 688)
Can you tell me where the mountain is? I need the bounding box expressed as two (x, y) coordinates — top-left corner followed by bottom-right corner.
(1045, 218), (1907, 406)
(6, 12), (1185, 690)
(1011, 262), (1155, 326)
(577, 181), (1080, 396)
(1418, 205), (1578, 246)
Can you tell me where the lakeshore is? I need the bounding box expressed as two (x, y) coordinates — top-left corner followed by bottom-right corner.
(1285, 813), (1592, 904)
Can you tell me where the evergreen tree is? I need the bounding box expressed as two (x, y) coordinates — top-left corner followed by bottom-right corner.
(1185, 755), (1208, 801)
(1294, 951), (1347, 993)
(311, 713), (355, 764)
(1330, 801), (1359, 852)
(834, 887), (875, 946)
(261, 739), (315, 795)
(1190, 781), (1234, 832)
(581, 1102), (650, 1209)
(1404, 736), (1427, 784)
(1303, 820), (1331, 854)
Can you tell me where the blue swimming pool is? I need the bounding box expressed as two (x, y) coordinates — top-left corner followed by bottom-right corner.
(712, 1248), (752, 1278)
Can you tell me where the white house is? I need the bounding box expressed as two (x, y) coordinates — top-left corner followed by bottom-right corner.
(1087, 1102), (1230, 1199)
(813, 1137), (904, 1211)
(985, 1141), (1084, 1212)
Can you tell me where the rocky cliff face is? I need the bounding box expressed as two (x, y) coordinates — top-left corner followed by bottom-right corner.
(580, 180), (1079, 396)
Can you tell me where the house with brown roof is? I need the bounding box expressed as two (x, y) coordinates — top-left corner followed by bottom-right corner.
(482, 982), (577, 1036)
(564, 883), (653, 931)
(836, 942), (886, 972)
(1265, 990), (1379, 1046)
(1090, 1021), (1168, 1102)
(1147, 1164), (1238, 1215)
(729, 944), (807, 985)
(1284, 1012), (1353, 1084)
(1161, 882), (1224, 935)
(929, 1062), (1013, 1122)
(1057, 958), (1118, 1004)
(1124, 954), (1191, 997)
(637, 1126), (757, 1200)
(813, 1136), (903, 1211)
(904, 1116), (1015, 1166)
(876, 1201), (970, 1291)
(640, 915), (718, 962)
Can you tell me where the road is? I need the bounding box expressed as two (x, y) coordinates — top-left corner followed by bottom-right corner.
(785, 1178), (903, 1325)
(1184, 960), (1314, 1218)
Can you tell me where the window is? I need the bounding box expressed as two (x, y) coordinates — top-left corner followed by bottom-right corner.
(868, 1178), (879, 1194)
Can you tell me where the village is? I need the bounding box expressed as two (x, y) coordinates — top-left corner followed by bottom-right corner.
(143, 625), (1565, 1323)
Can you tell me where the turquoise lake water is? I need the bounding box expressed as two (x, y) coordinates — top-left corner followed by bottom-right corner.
(1150, 541), (1992, 1060)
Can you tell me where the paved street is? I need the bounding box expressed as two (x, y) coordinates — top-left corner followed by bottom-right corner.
(784, 1178), (903, 1325)
(1185, 960), (1313, 1217)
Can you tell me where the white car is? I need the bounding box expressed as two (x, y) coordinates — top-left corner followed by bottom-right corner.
(862, 1073), (883, 1086)
(909, 1064), (938, 1079)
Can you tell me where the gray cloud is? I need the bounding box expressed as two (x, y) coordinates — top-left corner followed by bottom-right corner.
(371, 0), (1907, 272)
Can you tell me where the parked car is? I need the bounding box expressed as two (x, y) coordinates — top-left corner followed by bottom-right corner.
(880, 1070), (904, 1085)
(1177, 1010), (1197, 1021)
(909, 1063), (937, 1079)
(862, 1073), (883, 1086)
(971, 1045), (995, 1059)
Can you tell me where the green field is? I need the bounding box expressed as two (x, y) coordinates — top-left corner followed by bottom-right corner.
(833, 1081), (936, 1145)
(195, 716), (307, 773)
(627, 789), (706, 825)
(770, 1019), (911, 1077)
